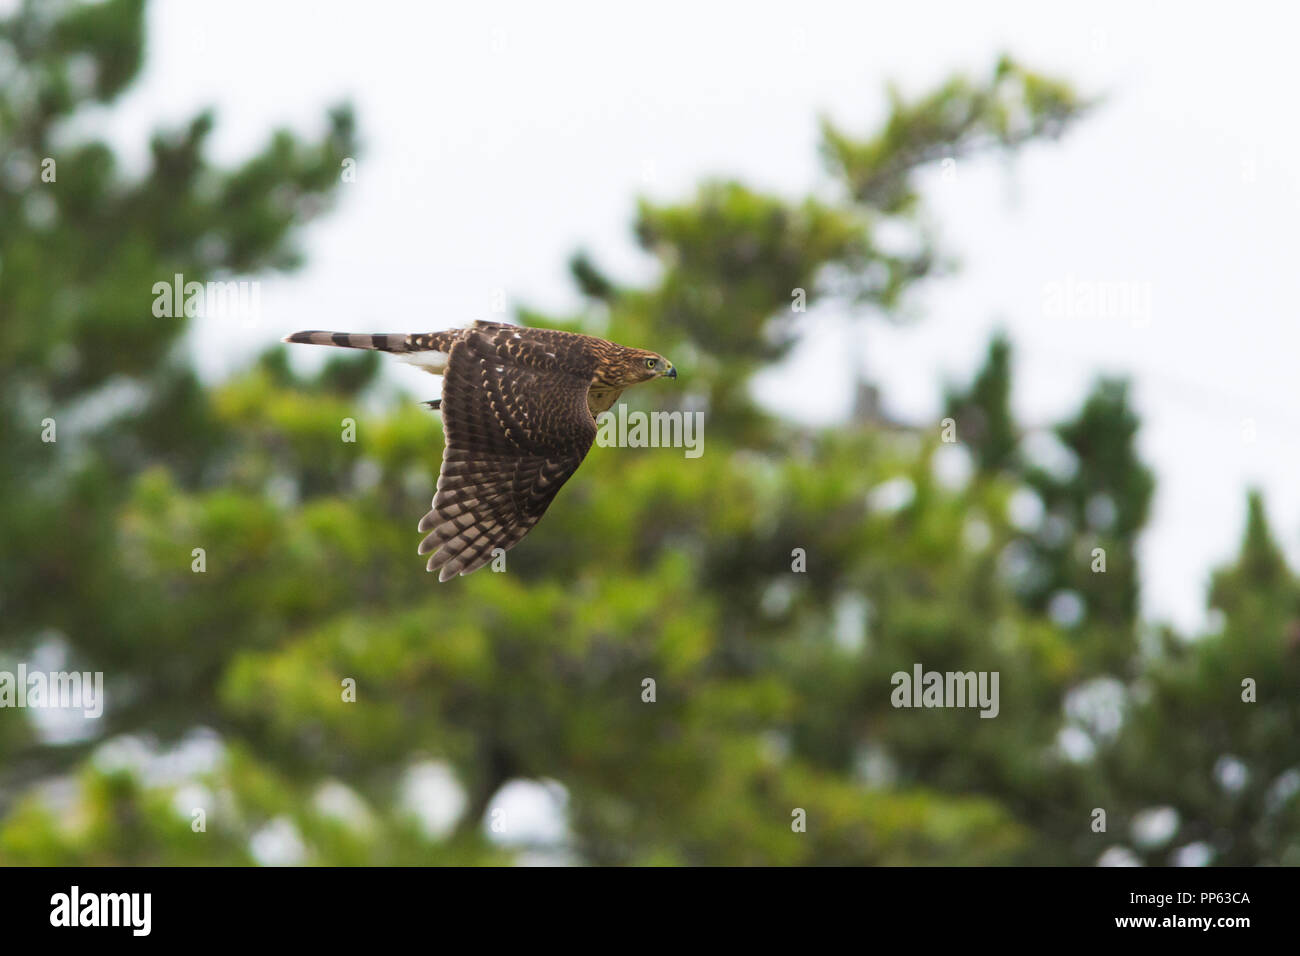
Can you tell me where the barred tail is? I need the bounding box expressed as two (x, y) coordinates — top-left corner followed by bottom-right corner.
(281, 330), (430, 353)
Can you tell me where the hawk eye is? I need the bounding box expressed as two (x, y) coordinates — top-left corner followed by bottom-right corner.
(645, 358), (656, 369)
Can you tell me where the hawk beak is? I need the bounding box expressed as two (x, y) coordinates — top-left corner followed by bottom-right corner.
(665, 365), (677, 379)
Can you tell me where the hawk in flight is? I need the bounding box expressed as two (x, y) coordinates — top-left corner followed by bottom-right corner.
(284, 321), (676, 580)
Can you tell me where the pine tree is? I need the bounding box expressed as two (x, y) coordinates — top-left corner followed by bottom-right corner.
(1103, 492), (1300, 865)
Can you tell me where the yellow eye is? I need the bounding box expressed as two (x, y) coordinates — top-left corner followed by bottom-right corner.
(645, 358), (656, 369)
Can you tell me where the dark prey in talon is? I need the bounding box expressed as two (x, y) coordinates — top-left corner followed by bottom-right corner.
(282, 321), (677, 580)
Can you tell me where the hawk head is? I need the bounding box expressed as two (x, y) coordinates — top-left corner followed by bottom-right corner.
(603, 347), (677, 386)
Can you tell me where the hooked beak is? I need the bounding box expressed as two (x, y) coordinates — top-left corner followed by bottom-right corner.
(665, 364), (677, 379)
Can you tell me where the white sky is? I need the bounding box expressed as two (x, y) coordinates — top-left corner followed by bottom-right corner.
(88, 0), (1300, 634)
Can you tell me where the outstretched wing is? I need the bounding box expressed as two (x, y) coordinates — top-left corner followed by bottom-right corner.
(419, 327), (599, 581)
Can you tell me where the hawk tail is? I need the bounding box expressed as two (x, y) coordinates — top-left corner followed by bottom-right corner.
(281, 330), (448, 353)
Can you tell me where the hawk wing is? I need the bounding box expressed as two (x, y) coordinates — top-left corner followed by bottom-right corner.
(419, 327), (599, 581)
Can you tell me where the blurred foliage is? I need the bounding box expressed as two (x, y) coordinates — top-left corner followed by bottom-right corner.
(2, 0), (1296, 867)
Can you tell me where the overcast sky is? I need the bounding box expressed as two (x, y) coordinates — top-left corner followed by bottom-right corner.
(88, 0), (1300, 635)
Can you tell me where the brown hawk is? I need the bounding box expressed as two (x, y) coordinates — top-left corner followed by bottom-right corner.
(283, 321), (676, 580)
